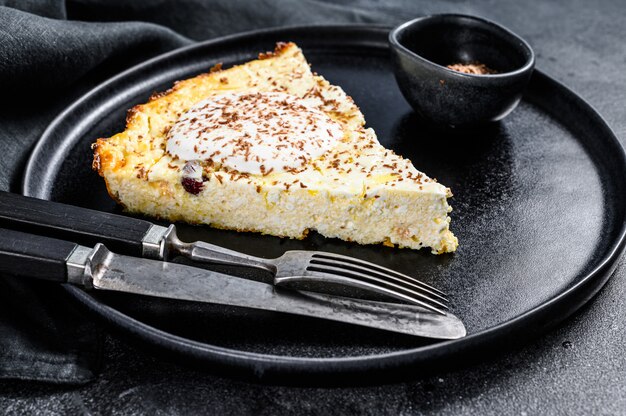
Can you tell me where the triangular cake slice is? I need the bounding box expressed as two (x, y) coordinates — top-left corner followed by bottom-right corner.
(93, 42), (457, 254)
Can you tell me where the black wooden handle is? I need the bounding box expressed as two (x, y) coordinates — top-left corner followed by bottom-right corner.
(0, 228), (79, 282)
(0, 191), (153, 256)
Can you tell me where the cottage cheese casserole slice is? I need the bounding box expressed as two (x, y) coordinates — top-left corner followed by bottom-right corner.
(93, 42), (458, 254)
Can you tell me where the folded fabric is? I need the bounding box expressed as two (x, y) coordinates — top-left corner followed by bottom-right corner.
(0, 1), (189, 384)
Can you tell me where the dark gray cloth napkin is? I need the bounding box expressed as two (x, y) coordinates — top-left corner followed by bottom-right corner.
(0, 1), (190, 384)
(0, 0), (435, 384)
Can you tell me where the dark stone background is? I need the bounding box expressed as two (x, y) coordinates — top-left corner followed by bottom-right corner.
(1, 0), (625, 414)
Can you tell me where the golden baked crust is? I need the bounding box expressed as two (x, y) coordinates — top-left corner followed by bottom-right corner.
(93, 42), (457, 253)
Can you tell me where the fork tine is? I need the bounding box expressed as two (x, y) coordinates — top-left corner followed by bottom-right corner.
(292, 267), (448, 315)
(306, 263), (449, 311)
(309, 256), (448, 303)
(311, 253), (447, 298)
(298, 267), (448, 315)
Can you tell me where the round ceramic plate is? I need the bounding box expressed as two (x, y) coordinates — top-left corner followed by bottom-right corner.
(22, 25), (626, 383)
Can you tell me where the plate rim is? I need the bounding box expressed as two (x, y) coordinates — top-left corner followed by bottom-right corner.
(21, 24), (626, 382)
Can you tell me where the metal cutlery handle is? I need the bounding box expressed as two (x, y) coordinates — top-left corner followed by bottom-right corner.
(164, 227), (276, 273)
(0, 191), (152, 256)
(0, 227), (78, 282)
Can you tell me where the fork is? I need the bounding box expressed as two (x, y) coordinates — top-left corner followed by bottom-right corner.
(168, 229), (449, 314)
(0, 191), (449, 315)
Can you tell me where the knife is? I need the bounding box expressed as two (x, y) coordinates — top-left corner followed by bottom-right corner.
(0, 228), (466, 339)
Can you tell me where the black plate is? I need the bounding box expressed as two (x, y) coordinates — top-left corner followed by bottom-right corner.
(22, 26), (626, 383)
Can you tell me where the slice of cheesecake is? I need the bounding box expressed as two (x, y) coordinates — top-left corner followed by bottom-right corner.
(93, 42), (457, 254)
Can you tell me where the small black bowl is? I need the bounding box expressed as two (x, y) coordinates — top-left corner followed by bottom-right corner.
(389, 14), (535, 127)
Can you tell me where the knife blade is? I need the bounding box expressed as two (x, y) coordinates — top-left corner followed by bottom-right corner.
(0, 228), (466, 339)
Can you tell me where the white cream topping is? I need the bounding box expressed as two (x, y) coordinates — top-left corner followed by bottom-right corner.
(166, 92), (343, 175)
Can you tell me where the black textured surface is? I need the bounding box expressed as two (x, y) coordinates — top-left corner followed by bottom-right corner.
(1, 0), (626, 414)
(20, 25), (626, 383)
